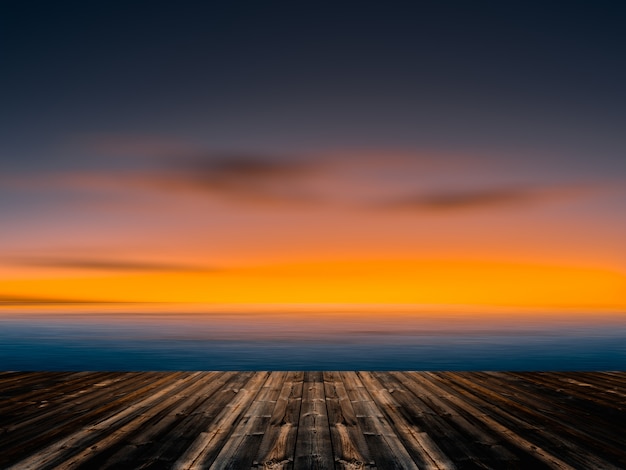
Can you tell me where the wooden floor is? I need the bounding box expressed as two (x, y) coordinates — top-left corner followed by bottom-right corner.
(0, 372), (625, 469)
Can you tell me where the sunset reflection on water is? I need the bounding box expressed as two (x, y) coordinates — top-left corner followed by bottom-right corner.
(2, 307), (624, 371)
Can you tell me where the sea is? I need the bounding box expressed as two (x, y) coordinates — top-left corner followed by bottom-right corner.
(1, 308), (625, 371)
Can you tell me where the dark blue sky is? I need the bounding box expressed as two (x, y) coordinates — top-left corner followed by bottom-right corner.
(1, 1), (625, 174)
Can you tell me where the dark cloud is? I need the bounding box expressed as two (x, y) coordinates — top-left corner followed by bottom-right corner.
(4, 138), (605, 212)
(155, 153), (323, 204)
(377, 186), (579, 212)
(10, 258), (219, 273)
(0, 294), (115, 305)
(174, 153), (314, 182)
(0, 150), (324, 205)
(78, 133), (317, 177)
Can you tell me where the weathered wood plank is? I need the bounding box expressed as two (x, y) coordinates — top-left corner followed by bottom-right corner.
(89, 372), (234, 469)
(513, 372), (626, 410)
(1, 371), (625, 469)
(0, 372), (188, 468)
(138, 371), (257, 470)
(0, 372), (76, 395)
(341, 372), (418, 470)
(598, 371), (626, 386)
(0, 372), (140, 431)
(59, 372), (241, 470)
(359, 371), (455, 470)
(472, 372), (626, 457)
(50, 372), (221, 470)
(209, 371), (286, 469)
(0, 372), (113, 425)
(252, 371), (304, 470)
(403, 372), (576, 470)
(171, 371), (270, 470)
(382, 371), (527, 469)
(416, 372), (620, 470)
(438, 371), (624, 469)
(293, 371), (334, 470)
(5, 372), (202, 470)
(323, 371), (373, 470)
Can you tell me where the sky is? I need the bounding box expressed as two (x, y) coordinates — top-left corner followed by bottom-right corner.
(1, 1), (625, 313)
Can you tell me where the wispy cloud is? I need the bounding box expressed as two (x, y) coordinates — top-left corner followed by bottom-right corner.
(0, 294), (116, 305)
(70, 138), (327, 204)
(376, 185), (586, 212)
(9, 257), (218, 273)
(5, 134), (607, 212)
(154, 153), (322, 204)
(2, 152), (323, 205)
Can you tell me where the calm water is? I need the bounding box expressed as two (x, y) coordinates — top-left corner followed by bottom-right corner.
(1, 311), (625, 370)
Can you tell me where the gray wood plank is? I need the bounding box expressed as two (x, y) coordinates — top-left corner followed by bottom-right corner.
(138, 371), (256, 470)
(209, 371), (286, 469)
(0, 372), (187, 468)
(438, 371), (624, 470)
(384, 371), (529, 469)
(252, 371), (304, 470)
(2, 371), (626, 469)
(293, 371), (334, 470)
(412, 372), (606, 470)
(70, 372), (238, 469)
(471, 372), (626, 456)
(341, 372), (418, 470)
(171, 371), (270, 470)
(359, 372), (455, 470)
(6, 372), (202, 470)
(52, 372), (221, 470)
(323, 371), (373, 470)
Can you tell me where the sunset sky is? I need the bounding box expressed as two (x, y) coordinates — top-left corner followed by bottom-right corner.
(1, 1), (625, 313)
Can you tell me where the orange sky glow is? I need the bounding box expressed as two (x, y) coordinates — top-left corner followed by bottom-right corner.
(2, 148), (625, 315)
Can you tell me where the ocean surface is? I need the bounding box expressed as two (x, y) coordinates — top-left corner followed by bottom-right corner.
(1, 310), (625, 371)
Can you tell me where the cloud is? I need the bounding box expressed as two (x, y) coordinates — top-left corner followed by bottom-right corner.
(9, 257), (218, 273)
(5, 135), (608, 212)
(2, 151), (323, 205)
(46, 133), (326, 203)
(0, 294), (116, 305)
(151, 153), (323, 204)
(168, 153), (315, 184)
(376, 185), (584, 212)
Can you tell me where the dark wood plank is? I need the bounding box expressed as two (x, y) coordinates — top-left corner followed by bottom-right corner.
(0, 372), (189, 468)
(171, 371), (270, 469)
(323, 371), (373, 470)
(252, 371), (304, 470)
(404, 372), (577, 470)
(53, 372), (222, 470)
(67, 372), (237, 469)
(0, 372), (137, 430)
(341, 372), (418, 470)
(439, 371), (625, 469)
(469, 371), (626, 460)
(138, 371), (257, 470)
(1, 371), (625, 469)
(359, 371), (455, 470)
(209, 371), (286, 469)
(383, 371), (527, 469)
(5, 372), (202, 470)
(419, 372), (621, 470)
(293, 371), (334, 470)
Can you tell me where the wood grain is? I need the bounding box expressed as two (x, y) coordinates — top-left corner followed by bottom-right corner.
(0, 372), (624, 469)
